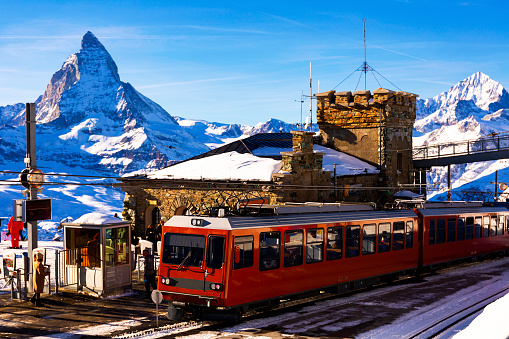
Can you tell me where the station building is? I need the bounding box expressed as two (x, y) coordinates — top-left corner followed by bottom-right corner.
(117, 88), (418, 237)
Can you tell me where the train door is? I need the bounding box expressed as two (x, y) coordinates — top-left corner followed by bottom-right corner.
(204, 235), (226, 293)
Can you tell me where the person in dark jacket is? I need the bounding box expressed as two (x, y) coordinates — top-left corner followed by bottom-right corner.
(30, 252), (49, 306)
(143, 249), (157, 299)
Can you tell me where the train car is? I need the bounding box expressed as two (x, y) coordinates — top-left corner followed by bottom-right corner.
(415, 206), (509, 268)
(158, 204), (420, 320)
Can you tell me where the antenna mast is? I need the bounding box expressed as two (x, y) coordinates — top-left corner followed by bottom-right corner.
(363, 18), (367, 90)
(309, 62), (313, 131)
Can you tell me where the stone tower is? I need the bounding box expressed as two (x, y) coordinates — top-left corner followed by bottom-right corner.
(315, 88), (418, 188)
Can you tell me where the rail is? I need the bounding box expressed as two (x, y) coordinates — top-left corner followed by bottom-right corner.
(413, 133), (509, 161)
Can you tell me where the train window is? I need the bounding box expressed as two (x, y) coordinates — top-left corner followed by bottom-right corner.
(162, 233), (205, 267)
(284, 230), (303, 267)
(466, 217), (474, 240)
(327, 227), (343, 261)
(499, 216), (505, 236)
(436, 219), (446, 244)
(447, 219), (456, 243)
(475, 217), (482, 239)
(429, 220), (435, 245)
(393, 221), (405, 251)
(378, 223), (391, 253)
(406, 221), (413, 248)
(207, 236), (225, 269)
(345, 226), (360, 258)
(306, 228), (324, 263)
(362, 224), (376, 255)
(483, 217), (490, 237)
(259, 232), (280, 271)
(233, 236), (254, 270)
(491, 216), (497, 237)
(457, 218), (465, 241)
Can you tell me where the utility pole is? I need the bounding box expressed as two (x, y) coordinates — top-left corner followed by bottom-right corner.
(25, 103), (38, 291)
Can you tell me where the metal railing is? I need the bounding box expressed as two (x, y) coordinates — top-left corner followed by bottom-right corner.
(413, 134), (509, 160)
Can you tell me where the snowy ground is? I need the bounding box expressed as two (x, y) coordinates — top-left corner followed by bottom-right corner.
(1, 238), (508, 338)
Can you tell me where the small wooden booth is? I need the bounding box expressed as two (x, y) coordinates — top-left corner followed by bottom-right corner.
(63, 213), (131, 296)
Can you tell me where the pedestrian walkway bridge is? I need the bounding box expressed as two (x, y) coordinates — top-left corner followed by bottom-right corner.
(413, 133), (509, 168)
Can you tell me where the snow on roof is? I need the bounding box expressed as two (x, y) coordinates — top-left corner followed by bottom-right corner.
(315, 145), (379, 175)
(147, 146), (379, 182)
(148, 151), (282, 181)
(72, 212), (125, 225)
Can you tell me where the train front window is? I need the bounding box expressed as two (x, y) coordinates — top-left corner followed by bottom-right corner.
(162, 233), (205, 267)
(207, 236), (225, 269)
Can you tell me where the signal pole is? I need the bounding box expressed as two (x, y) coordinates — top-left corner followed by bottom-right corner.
(25, 103), (38, 291)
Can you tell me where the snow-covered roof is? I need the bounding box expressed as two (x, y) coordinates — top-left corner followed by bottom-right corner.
(148, 151), (282, 181)
(147, 145), (378, 182)
(71, 212), (126, 225)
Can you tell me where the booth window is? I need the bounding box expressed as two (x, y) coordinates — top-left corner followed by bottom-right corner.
(65, 228), (101, 267)
(105, 227), (129, 267)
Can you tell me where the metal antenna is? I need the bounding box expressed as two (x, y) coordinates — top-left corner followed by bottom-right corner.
(363, 18), (367, 90)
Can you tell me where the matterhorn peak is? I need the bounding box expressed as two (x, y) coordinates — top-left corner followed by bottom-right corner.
(81, 31), (106, 51)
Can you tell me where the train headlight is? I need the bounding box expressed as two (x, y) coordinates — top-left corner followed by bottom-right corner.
(210, 283), (222, 291)
(161, 277), (170, 285)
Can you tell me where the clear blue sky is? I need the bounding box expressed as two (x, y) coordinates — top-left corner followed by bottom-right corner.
(0, 0), (507, 126)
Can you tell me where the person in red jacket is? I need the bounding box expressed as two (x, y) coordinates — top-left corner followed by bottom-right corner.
(7, 217), (23, 249)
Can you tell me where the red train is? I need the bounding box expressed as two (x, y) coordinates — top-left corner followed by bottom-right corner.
(157, 202), (509, 320)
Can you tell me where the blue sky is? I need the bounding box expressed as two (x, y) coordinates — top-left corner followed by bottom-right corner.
(0, 0), (507, 126)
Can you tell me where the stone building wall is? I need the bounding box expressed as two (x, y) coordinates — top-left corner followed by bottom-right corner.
(316, 88), (417, 188)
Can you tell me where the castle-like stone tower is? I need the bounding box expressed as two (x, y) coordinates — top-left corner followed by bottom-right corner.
(316, 88), (418, 188)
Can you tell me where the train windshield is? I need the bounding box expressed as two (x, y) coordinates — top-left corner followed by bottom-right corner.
(162, 233), (205, 267)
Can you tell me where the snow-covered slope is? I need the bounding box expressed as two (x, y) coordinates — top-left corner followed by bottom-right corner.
(415, 72), (509, 200)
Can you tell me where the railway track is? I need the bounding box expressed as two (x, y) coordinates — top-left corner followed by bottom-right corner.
(407, 286), (509, 339)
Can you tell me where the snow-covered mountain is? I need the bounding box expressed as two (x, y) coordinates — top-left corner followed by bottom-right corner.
(414, 72), (509, 200)
(0, 31), (210, 174)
